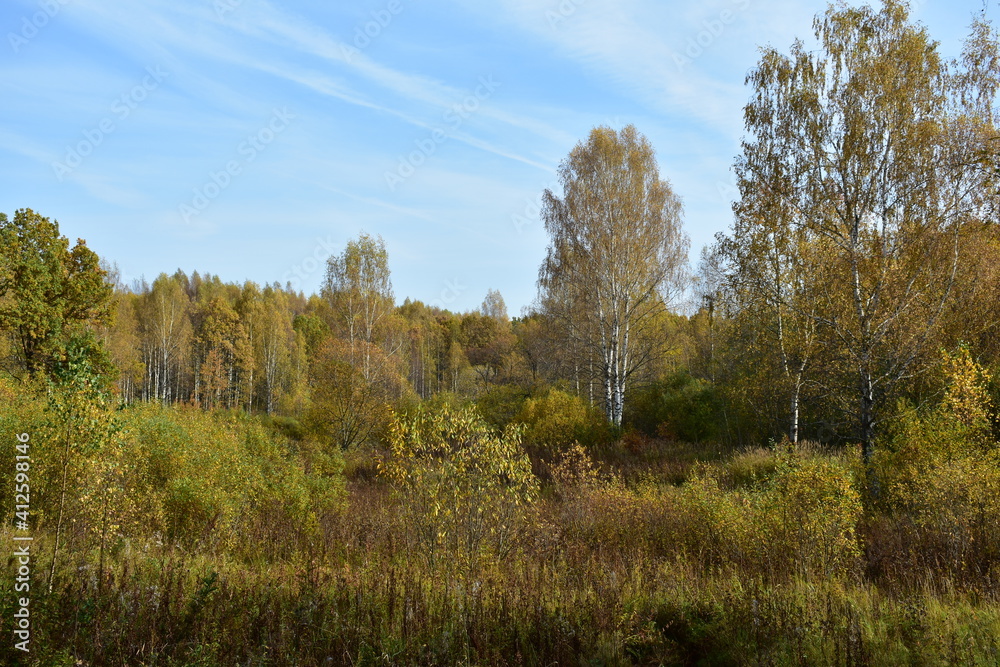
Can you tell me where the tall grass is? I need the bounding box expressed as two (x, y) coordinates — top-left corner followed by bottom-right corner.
(2, 401), (1000, 665)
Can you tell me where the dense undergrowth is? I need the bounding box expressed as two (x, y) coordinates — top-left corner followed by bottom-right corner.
(1, 355), (999, 665)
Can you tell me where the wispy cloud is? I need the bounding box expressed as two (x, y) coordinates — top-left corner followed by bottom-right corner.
(452, 0), (810, 138)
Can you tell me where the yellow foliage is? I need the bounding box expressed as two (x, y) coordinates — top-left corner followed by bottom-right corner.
(515, 388), (605, 452)
(941, 346), (994, 444)
(880, 347), (999, 538)
(380, 404), (538, 568)
(760, 455), (862, 580)
(547, 441), (601, 494)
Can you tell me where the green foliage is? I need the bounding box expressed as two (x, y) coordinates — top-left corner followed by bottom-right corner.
(473, 382), (528, 430)
(760, 453), (863, 580)
(36, 330), (120, 591)
(5, 2), (1000, 661)
(876, 348), (1000, 574)
(379, 404), (538, 568)
(292, 312), (330, 358)
(414, 389), (469, 414)
(554, 445), (861, 581)
(514, 387), (608, 453)
(306, 338), (394, 450)
(119, 405), (345, 551)
(880, 347), (998, 498)
(265, 414), (305, 441)
(0, 209), (113, 376)
(0, 390), (347, 558)
(718, 446), (780, 490)
(627, 371), (723, 442)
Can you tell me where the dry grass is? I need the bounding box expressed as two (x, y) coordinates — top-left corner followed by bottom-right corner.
(3, 420), (1000, 665)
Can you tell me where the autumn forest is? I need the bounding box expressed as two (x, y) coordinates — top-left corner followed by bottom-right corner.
(3, 1), (1000, 665)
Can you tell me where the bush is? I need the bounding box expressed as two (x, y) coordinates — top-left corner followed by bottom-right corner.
(760, 454), (863, 580)
(874, 348), (1000, 578)
(475, 383), (529, 429)
(666, 453), (862, 580)
(719, 446), (780, 490)
(110, 404), (344, 554)
(627, 372), (723, 442)
(515, 387), (609, 454)
(547, 441), (601, 497)
(379, 404), (538, 569)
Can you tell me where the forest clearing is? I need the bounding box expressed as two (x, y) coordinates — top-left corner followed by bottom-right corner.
(3, 0), (1000, 664)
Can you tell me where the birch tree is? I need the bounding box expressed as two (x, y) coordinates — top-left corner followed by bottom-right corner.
(322, 233), (394, 379)
(257, 286), (295, 414)
(139, 274), (191, 403)
(732, 1), (998, 491)
(539, 125), (689, 426)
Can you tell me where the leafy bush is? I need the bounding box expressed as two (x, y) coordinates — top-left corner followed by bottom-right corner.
(555, 448), (858, 580)
(627, 372), (723, 442)
(760, 454), (863, 580)
(514, 387), (608, 453)
(474, 383), (529, 429)
(719, 446), (780, 490)
(105, 404), (343, 553)
(379, 404), (538, 568)
(546, 441), (601, 497)
(415, 390), (470, 415)
(875, 348), (1000, 575)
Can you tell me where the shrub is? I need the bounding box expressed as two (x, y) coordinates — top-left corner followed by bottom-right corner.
(111, 404), (344, 553)
(760, 454), (863, 580)
(719, 446), (780, 490)
(673, 469), (754, 567)
(875, 348), (1000, 577)
(379, 404), (538, 569)
(657, 452), (861, 580)
(547, 441), (601, 497)
(515, 387), (608, 454)
(627, 372), (723, 443)
(475, 383), (529, 429)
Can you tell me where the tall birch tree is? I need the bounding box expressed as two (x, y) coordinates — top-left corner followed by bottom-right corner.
(538, 125), (689, 426)
(731, 1), (998, 491)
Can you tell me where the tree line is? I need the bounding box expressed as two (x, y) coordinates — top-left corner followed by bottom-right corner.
(0, 0), (997, 482)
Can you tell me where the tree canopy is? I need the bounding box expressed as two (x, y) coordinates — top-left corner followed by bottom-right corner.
(0, 208), (113, 378)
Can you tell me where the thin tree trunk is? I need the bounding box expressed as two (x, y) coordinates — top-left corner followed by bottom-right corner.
(47, 424), (72, 594)
(859, 367), (878, 498)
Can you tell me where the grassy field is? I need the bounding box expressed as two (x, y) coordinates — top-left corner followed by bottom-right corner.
(2, 401), (999, 666)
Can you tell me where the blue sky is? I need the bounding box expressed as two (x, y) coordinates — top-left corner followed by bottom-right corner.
(0, 0), (990, 313)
